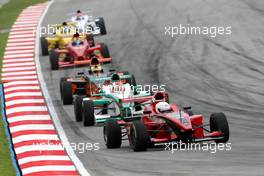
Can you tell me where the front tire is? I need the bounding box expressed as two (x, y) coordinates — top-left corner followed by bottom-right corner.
(83, 100), (95, 126)
(49, 49), (59, 70)
(41, 36), (49, 56)
(61, 81), (73, 105)
(210, 113), (229, 143)
(130, 121), (149, 152)
(96, 17), (107, 35)
(100, 43), (110, 58)
(104, 120), (122, 148)
(60, 77), (68, 99)
(74, 95), (83, 122)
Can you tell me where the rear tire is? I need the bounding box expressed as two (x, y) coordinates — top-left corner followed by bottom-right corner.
(210, 113), (229, 143)
(83, 100), (95, 126)
(130, 121), (149, 152)
(100, 43), (110, 58)
(104, 120), (122, 148)
(49, 49), (59, 70)
(74, 95), (83, 122)
(61, 81), (73, 105)
(96, 17), (107, 35)
(41, 36), (49, 56)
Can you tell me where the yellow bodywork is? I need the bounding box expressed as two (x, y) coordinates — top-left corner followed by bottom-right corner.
(45, 22), (87, 50)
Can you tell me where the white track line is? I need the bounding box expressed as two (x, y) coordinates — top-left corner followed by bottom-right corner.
(7, 38), (35, 43)
(8, 115), (50, 123)
(6, 99), (44, 107)
(7, 42), (35, 47)
(5, 46), (34, 50)
(3, 80), (39, 86)
(4, 92), (42, 99)
(22, 165), (76, 175)
(18, 155), (70, 165)
(4, 86), (40, 92)
(13, 134), (59, 144)
(4, 62), (35, 67)
(9, 34), (35, 39)
(10, 124), (54, 133)
(2, 76), (38, 81)
(5, 50), (34, 54)
(35, 0), (90, 175)
(15, 144), (64, 155)
(2, 66), (36, 72)
(3, 58), (34, 64)
(6, 106), (47, 115)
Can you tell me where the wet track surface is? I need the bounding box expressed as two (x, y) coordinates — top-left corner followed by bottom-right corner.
(40, 0), (264, 175)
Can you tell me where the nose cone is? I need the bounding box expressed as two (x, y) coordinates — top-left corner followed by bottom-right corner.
(75, 46), (86, 57)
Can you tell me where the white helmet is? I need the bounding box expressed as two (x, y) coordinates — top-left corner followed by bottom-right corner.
(155, 102), (171, 113)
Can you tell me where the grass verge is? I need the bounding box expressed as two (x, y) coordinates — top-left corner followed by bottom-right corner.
(0, 0), (47, 175)
(0, 0), (47, 30)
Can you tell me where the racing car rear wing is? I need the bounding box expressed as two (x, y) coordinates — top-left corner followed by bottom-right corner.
(89, 74), (132, 82)
(121, 96), (153, 104)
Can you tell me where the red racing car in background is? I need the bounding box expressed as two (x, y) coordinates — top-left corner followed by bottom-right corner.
(49, 33), (111, 70)
(103, 92), (230, 151)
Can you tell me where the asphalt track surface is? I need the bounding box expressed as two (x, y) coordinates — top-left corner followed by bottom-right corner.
(40, 0), (264, 175)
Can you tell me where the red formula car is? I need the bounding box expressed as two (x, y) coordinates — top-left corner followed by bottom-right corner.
(103, 92), (229, 151)
(49, 35), (111, 70)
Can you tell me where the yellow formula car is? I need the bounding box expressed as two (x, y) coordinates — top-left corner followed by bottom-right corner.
(40, 22), (94, 56)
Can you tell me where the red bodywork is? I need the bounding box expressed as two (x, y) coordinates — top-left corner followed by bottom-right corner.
(55, 40), (111, 68)
(118, 92), (223, 145)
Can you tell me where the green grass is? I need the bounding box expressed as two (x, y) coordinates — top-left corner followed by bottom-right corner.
(0, 0), (47, 175)
(0, 0), (47, 30)
(0, 32), (8, 57)
(0, 32), (8, 70)
(0, 103), (16, 176)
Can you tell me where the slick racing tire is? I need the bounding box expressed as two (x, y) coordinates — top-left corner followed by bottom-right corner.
(104, 120), (122, 148)
(61, 81), (73, 105)
(49, 49), (59, 70)
(41, 36), (49, 56)
(60, 77), (68, 99)
(100, 43), (111, 58)
(210, 112), (229, 143)
(130, 121), (149, 152)
(96, 17), (107, 35)
(74, 95), (83, 122)
(83, 100), (95, 126)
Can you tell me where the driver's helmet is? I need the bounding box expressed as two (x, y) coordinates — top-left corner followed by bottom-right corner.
(90, 57), (102, 73)
(111, 73), (121, 82)
(155, 102), (171, 113)
(76, 10), (82, 20)
(72, 33), (82, 45)
(111, 73), (124, 89)
(61, 22), (69, 33)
